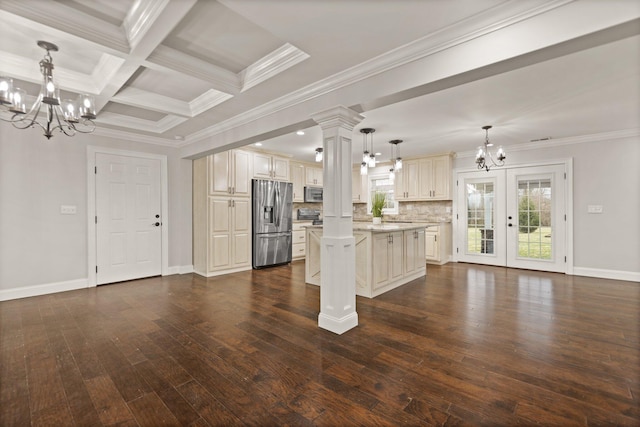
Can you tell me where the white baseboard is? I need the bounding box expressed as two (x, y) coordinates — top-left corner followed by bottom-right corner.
(0, 278), (90, 302)
(166, 265), (194, 275)
(573, 267), (640, 282)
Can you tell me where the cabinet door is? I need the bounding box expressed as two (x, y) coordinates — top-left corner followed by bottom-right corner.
(431, 155), (451, 199)
(390, 231), (404, 282)
(373, 233), (390, 289)
(305, 167), (322, 186)
(425, 230), (439, 261)
(290, 163), (305, 202)
(396, 160), (419, 200)
(252, 152), (273, 179)
(231, 198), (251, 267)
(404, 230), (417, 275)
(209, 198), (231, 270)
(419, 157), (434, 199)
(209, 152), (231, 195)
(272, 156), (290, 181)
(232, 150), (251, 197)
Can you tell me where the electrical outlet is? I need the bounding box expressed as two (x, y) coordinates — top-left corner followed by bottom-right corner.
(60, 205), (77, 214)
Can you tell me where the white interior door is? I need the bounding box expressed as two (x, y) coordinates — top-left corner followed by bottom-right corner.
(456, 164), (567, 273)
(96, 153), (162, 285)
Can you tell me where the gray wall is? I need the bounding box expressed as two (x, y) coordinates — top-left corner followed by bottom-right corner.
(0, 125), (192, 292)
(453, 134), (640, 276)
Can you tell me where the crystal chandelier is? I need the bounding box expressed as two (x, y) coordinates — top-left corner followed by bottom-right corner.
(475, 125), (505, 171)
(359, 128), (375, 175)
(0, 41), (96, 139)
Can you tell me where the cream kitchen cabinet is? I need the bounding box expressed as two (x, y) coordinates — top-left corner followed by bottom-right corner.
(193, 157), (252, 277)
(290, 162), (305, 202)
(395, 159), (420, 201)
(208, 149), (251, 197)
(305, 166), (323, 186)
(425, 223), (452, 265)
(292, 221), (311, 260)
(404, 228), (426, 276)
(419, 154), (452, 200)
(252, 152), (289, 181)
(352, 168), (368, 203)
(372, 231), (404, 290)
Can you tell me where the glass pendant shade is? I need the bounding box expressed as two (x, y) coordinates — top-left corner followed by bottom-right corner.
(368, 153), (376, 167)
(77, 94), (96, 119)
(41, 75), (59, 105)
(362, 150), (369, 163)
(9, 88), (26, 114)
(360, 161), (368, 175)
(389, 168), (395, 181)
(0, 77), (12, 104)
(315, 147), (323, 162)
(61, 99), (79, 122)
(496, 146), (506, 161)
(395, 158), (403, 170)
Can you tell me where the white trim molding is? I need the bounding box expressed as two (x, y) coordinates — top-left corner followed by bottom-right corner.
(573, 267), (640, 283)
(0, 278), (89, 302)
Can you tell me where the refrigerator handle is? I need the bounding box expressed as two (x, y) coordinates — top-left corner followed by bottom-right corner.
(275, 183), (281, 228)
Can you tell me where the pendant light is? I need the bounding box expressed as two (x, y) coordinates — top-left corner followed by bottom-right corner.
(360, 128), (375, 175)
(315, 147), (323, 162)
(389, 139), (403, 171)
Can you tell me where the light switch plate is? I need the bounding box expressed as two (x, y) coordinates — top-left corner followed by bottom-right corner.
(60, 205), (77, 215)
(587, 205), (603, 214)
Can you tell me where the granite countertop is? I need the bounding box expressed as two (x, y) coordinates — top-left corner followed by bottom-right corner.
(305, 222), (427, 232)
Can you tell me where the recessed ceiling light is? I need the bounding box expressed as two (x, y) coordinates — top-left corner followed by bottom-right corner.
(255, 142), (263, 146)
(375, 152), (382, 156)
(296, 130), (305, 135)
(174, 135), (184, 140)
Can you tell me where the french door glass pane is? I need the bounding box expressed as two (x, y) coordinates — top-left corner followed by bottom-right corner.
(466, 182), (494, 255)
(517, 179), (552, 260)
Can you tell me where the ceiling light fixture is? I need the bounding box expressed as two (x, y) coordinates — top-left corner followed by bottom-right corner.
(315, 147), (323, 162)
(296, 130), (305, 135)
(0, 41), (96, 139)
(360, 128), (376, 175)
(475, 125), (505, 172)
(389, 139), (403, 171)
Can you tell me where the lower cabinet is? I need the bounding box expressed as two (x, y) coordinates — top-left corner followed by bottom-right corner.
(292, 221), (311, 260)
(372, 231), (404, 290)
(305, 226), (425, 298)
(425, 223), (451, 265)
(404, 228), (426, 276)
(208, 197), (252, 272)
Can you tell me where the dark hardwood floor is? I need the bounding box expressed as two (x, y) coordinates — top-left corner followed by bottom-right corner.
(1, 262), (638, 426)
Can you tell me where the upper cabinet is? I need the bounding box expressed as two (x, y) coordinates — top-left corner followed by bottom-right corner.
(352, 168), (368, 203)
(209, 149), (251, 197)
(419, 154), (452, 200)
(395, 154), (452, 201)
(290, 161), (305, 202)
(252, 152), (289, 181)
(305, 166), (323, 187)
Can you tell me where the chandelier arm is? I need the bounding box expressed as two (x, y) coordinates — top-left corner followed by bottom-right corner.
(74, 118), (96, 134)
(10, 99), (45, 130)
(52, 105), (76, 137)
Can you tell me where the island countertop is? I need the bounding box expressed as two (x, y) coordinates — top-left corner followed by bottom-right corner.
(305, 222), (427, 232)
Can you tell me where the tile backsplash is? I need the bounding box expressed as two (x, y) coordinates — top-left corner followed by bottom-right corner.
(293, 201), (452, 223)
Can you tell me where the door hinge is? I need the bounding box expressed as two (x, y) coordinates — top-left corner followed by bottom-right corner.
(456, 180), (458, 186)
(96, 266), (98, 273)
(95, 166), (97, 174)
(95, 216), (97, 224)
(456, 247), (459, 253)
(564, 172), (566, 179)
(456, 214), (459, 220)
(564, 214), (566, 221)
(564, 256), (567, 263)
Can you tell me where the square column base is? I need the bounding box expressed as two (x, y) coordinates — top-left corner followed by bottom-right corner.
(318, 311), (358, 335)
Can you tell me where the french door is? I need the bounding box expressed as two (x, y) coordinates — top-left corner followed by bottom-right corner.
(457, 164), (566, 273)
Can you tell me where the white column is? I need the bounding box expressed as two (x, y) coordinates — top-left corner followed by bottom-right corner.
(311, 106), (363, 334)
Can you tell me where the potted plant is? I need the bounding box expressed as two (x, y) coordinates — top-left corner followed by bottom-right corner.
(371, 191), (386, 224)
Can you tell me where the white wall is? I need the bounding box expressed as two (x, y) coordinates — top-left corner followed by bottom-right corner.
(0, 125), (193, 297)
(453, 133), (640, 280)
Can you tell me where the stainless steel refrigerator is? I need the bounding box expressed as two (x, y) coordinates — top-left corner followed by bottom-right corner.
(252, 179), (293, 268)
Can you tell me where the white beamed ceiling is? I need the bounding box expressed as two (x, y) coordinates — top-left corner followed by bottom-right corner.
(0, 0), (638, 161)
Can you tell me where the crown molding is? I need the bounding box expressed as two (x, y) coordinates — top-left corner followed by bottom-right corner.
(93, 126), (179, 146)
(97, 112), (187, 133)
(0, 2), (129, 53)
(184, 1), (575, 144)
(123, 0), (170, 50)
(240, 43), (310, 92)
(112, 87), (192, 117)
(189, 90), (234, 116)
(455, 128), (640, 159)
(146, 45), (241, 94)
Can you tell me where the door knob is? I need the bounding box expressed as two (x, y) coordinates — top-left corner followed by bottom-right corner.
(152, 222), (160, 227)
(508, 223), (513, 227)
(508, 216), (513, 220)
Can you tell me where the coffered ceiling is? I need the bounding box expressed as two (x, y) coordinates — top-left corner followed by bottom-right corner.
(0, 0), (638, 163)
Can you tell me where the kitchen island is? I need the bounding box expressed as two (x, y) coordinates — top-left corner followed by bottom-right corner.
(305, 223), (426, 298)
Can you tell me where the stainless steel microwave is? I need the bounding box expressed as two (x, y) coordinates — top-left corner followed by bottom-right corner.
(304, 186), (323, 203)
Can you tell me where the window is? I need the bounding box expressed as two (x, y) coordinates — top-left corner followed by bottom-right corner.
(367, 173), (398, 215)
